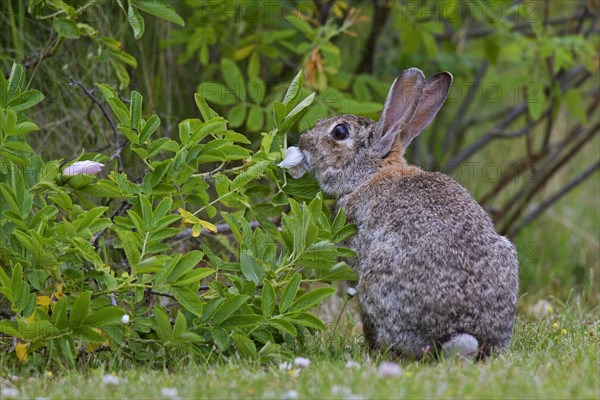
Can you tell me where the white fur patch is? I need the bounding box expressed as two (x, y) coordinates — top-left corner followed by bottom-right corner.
(442, 333), (479, 359)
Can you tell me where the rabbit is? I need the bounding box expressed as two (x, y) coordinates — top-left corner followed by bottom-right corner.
(279, 68), (519, 359)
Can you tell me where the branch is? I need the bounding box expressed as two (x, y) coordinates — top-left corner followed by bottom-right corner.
(356, 0), (389, 74)
(499, 120), (600, 234)
(509, 161), (600, 236)
(69, 79), (126, 171)
(435, 9), (591, 41)
(442, 60), (488, 152)
(480, 93), (600, 206)
(443, 64), (590, 172)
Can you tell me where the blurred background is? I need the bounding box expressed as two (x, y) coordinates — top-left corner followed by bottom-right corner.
(1, 0), (598, 308)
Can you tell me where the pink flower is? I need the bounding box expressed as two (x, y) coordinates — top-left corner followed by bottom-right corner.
(63, 161), (105, 176)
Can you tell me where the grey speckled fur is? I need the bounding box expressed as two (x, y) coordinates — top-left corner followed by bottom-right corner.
(297, 68), (519, 359)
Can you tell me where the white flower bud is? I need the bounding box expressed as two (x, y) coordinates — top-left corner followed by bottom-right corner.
(63, 161), (105, 176)
(121, 314), (130, 324)
(347, 287), (357, 297)
(277, 147), (308, 178)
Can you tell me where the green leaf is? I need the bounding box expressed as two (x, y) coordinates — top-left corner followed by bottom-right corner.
(232, 332), (257, 358)
(8, 90), (45, 112)
(221, 314), (267, 328)
(172, 310), (187, 338)
(16, 320), (59, 340)
(171, 286), (204, 317)
(227, 104), (247, 128)
(280, 272), (301, 313)
(286, 312), (326, 330)
(127, 4), (146, 39)
(283, 70), (303, 106)
(231, 161), (270, 191)
(240, 250), (266, 284)
(221, 58), (245, 101)
(153, 305), (172, 341)
(247, 105), (264, 132)
(261, 280), (276, 318)
(290, 287), (336, 312)
(74, 326), (107, 343)
(86, 307), (127, 327)
(69, 291), (92, 328)
(140, 114), (160, 142)
(332, 224), (358, 243)
(197, 82), (237, 106)
(564, 89), (587, 124)
(7, 63), (23, 100)
(53, 18), (80, 39)
(194, 93), (219, 121)
(268, 317), (297, 336)
(131, 0), (185, 26)
(130, 91), (143, 130)
(167, 250), (204, 282)
(211, 295), (249, 324)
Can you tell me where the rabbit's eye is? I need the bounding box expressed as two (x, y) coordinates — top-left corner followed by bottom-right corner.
(331, 124), (349, 141)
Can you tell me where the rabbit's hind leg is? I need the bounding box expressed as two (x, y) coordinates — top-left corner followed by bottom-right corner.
(441, 333), (479, 360)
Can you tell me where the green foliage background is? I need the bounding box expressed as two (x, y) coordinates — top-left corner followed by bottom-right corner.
(0, 0), (598, 369)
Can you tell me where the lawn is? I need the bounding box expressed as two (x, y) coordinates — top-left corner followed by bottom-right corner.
(2, 301), (598, 399)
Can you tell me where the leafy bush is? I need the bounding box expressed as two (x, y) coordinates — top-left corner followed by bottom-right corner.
(0, 63), (357, 366)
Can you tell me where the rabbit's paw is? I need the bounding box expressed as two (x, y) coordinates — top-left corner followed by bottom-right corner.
(441, 333), (479, 360)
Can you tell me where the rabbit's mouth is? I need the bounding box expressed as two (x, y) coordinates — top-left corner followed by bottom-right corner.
(277, 146), (310, 178)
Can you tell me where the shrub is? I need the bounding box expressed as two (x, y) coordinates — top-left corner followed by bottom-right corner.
(0, 64), (357, 366)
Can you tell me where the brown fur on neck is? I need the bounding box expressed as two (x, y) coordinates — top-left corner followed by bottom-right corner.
(381, 141), (420, 176)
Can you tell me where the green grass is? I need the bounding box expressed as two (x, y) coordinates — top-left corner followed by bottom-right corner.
(2, 301), (598, 399)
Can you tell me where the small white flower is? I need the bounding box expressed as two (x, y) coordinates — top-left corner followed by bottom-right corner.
(347, 287), (357, 297)
(345, 360), (361, 369)
(281, 389), (299, 399)
(1, 387), (19, 398)
(278, 361), (293, 370)
(63, 160), (105, 176)
(101, 374), (120, 385)
(293, 357), (310, 369)
(377, 361), (403, 378)
(277, 146), (308, 179)
(160, 387), (179, 399)
(331, 385), (352, 396)
(121, 314), (130, 324)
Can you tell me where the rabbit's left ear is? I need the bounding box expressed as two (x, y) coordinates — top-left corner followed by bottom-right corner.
(399, 72), (453, 148)
(373, 68), (425, 157)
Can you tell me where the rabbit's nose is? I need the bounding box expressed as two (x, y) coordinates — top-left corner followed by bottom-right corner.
(297, 133), (312, 151)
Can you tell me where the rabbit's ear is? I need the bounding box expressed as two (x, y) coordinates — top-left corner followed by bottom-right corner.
(399, 72), (453, 148)
(373, 68), (425, 158)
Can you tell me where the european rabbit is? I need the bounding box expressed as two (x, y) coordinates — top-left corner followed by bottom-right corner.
(279, 68), (519, 359)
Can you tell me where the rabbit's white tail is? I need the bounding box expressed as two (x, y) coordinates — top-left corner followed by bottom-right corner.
(442, 333), (479, 359)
